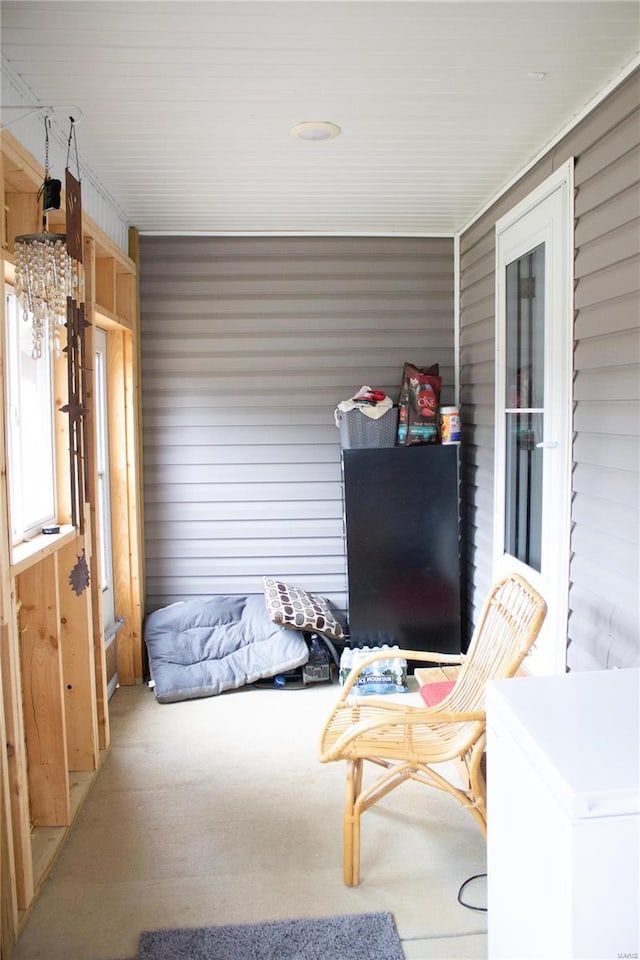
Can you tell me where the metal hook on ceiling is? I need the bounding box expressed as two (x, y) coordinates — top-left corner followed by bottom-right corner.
(1, 104), (83, 129)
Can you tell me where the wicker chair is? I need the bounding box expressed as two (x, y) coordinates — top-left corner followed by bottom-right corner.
(319, 573), (547, 886)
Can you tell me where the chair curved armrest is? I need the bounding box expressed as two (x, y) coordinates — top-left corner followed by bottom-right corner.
(338, 647), (466, 700)
(399, 649), (467, 665)
(327, 705), (485, 758)
(420, 708), (485, 723)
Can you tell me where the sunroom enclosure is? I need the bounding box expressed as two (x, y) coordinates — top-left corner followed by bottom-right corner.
(0, 61), (638, 957)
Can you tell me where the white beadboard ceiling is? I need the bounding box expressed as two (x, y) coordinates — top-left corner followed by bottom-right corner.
(1, 0), (639, 236)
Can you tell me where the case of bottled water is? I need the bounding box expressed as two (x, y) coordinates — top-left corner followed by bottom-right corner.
(339, 643), (408, 695)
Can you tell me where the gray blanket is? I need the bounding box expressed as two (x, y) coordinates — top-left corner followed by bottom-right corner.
(144, 594), (309, 703)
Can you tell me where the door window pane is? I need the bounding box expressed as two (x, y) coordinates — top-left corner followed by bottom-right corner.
(505, 244), (545, 409)
(505, 412), (543, 571)
(504, 244), (545, 572)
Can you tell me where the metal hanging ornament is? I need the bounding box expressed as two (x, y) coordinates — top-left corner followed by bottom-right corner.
(68, 550), (90, 597)
(59, 115), (90, 537)
(65, 117), (83, 265)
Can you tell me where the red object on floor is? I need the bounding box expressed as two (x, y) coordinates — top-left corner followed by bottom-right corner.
(419, 680), (456, 706)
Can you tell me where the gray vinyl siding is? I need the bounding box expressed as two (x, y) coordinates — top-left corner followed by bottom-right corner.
(459, 68), (639, 669)
(140, 236), (455, 618)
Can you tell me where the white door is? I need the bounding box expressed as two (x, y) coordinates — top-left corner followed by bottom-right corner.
(493, 162), (573, 676)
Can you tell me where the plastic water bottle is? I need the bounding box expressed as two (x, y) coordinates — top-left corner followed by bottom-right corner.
(304, 636), (331, 683)
(347, 644), (361, 692)
(360, 644), (371, 678)
(339, 645), (353, 685)
(379, 644), (391, 686)
(392, 645), (408, 688)
(354, 645), (374, 694)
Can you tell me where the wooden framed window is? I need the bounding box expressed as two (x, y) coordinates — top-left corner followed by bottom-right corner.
(4, 286), (57, 543)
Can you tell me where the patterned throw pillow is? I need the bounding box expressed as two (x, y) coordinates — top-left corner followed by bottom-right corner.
(262, 577), (345, 640)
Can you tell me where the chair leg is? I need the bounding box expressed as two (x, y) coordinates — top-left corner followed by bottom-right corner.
(343, 759), (363, 886)
(467, 737), (487, 837)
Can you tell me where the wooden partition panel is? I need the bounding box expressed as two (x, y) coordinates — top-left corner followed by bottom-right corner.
(0, 606), (33, 911)
(17, 556), (70, 827)
(96, 258), (116, 313)
(128, 227), (146, 621)
(116, 272), (135, 328)
(108, 329), (136, 684)
(58, 538), (99, 773)
(0, 622), (19, 942)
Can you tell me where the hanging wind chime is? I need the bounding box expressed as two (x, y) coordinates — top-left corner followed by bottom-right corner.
(13, 115), (91, 595)
(14, 116), (73, 357)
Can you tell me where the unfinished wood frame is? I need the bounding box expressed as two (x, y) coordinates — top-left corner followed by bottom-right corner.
(0, 128), (144, 953)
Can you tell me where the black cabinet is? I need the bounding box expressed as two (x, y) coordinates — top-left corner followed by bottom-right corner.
(342, 445), (461, 654)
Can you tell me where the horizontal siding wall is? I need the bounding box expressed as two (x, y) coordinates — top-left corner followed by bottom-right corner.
(140, 236), (455, 617)
(459, 69), (639, 668)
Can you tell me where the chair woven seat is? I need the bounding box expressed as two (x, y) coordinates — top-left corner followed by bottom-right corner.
(319, 573), (547, 886)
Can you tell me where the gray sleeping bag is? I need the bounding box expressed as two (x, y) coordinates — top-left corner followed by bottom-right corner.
(144, 594), (309, 703)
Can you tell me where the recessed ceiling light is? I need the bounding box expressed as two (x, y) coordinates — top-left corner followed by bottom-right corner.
(290, 121), (342, 141)
(527, 71), (547, 81)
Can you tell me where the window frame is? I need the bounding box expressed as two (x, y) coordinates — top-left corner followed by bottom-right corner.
(4, 284), (58, 545)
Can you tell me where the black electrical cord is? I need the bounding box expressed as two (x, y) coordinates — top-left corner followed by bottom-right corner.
(457, 873), (488, 912)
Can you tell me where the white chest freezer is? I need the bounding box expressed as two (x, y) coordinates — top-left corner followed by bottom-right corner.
(486, 668), (640, 960)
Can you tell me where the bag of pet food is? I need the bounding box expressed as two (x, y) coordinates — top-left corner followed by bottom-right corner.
(396, 362), (442, 445)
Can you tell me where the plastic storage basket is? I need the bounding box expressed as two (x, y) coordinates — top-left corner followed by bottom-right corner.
(337, 406), (398, 449)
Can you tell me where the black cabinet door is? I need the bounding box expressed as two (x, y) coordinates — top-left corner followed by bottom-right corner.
(343, 445), (460, 654)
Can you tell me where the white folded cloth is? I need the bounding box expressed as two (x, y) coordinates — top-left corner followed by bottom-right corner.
(335, 386), (393, 423)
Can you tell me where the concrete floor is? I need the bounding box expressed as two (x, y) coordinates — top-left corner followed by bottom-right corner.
(11, 680), (488, 960)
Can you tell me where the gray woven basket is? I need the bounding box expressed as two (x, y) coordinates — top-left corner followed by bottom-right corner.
(337, 406), (399, 449)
